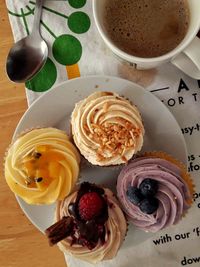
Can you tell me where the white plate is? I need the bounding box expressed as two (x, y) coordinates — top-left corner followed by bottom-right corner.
(14, 75), (187, 246)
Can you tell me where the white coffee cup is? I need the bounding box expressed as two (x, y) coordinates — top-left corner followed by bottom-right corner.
(93, 0), (200, 79)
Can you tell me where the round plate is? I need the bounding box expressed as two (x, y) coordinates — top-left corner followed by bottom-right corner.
(14, 75), (187, 244)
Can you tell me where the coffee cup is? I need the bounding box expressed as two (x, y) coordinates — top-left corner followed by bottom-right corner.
(93, 0), (200, 79)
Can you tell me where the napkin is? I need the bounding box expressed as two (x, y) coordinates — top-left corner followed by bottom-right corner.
(6, 1), (200, 267)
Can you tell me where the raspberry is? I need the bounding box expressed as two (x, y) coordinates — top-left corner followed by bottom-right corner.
(78, 192), (103, 221)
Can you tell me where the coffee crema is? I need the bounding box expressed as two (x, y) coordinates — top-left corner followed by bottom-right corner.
(104, 0), (190, 58)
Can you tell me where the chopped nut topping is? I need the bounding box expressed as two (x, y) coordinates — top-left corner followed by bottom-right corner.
(83, 116), (141, 161)
(121, 155), (128, 162)
(83, 124), (89, 132)
(84, 120), (141, 161)
(96, 153), (106, 161)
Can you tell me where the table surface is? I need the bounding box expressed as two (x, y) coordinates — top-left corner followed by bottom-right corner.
(1, 1), (200, 267)
(0, 2), (66, 267)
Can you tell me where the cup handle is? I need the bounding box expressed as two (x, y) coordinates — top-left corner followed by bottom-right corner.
(171, 37), (200, 79)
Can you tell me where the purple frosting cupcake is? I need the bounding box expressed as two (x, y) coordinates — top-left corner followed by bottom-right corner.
(117, 152), (193, 233)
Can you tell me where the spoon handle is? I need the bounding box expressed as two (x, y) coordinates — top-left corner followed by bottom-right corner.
(32, 0), (45, 34)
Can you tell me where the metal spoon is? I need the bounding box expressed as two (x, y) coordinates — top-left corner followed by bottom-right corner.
(6, 0), (48, 83)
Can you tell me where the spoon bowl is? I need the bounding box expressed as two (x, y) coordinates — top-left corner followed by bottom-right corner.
(6, 0), (48, 83)
(6, 34), (48, 83)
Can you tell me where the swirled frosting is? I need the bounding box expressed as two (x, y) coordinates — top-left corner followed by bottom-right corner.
(117, 156), (191, 232)
(5, 128), (80, 204)
(56, 188), (127, 263)
(71, 91), (144, 166)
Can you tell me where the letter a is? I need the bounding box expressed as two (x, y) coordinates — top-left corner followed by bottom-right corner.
(178, 79), (190, 93)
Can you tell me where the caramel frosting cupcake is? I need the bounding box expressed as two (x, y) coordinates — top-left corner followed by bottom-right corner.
(117, 152), (194, 233)
(45, 182), (127, 263)
(71, 91), (144, 166)
(4, 128), (80, 204)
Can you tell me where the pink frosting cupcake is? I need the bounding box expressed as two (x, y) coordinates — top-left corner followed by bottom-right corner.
(45, 182), (127, 263)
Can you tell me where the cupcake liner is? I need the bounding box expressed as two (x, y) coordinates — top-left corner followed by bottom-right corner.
(140, 151), (195, 206)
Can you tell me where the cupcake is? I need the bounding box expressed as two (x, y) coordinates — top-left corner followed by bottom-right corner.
(45, 182), (127, 263)
(117, 152), (194, 233)
(71, 91), (144, 166)
(4, 128), (80, 204)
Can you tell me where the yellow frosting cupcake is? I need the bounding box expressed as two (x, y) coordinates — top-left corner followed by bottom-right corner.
(4, 128), (80, 204)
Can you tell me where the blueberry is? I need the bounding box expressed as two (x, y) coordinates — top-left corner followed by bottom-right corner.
(139, 197), (159, 214)
(139, 178), (158, 197)
(126, 186), (144, 205)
